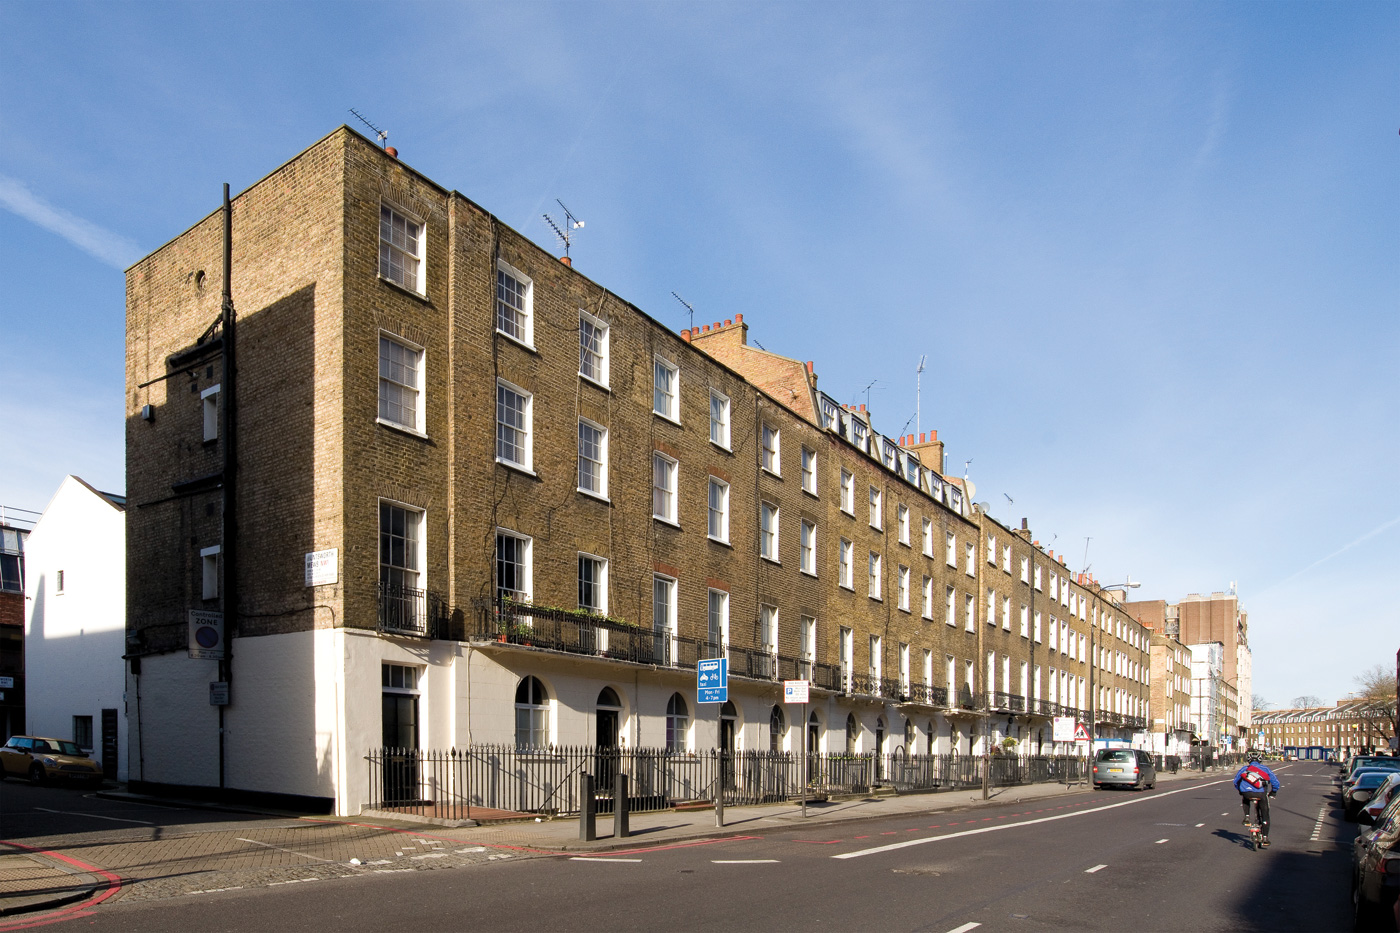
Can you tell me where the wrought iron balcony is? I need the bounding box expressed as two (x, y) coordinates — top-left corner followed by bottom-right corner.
(378, 582), (452, 639)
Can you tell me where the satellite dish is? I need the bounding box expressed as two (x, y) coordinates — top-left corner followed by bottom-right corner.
(962, 478), (977, 499)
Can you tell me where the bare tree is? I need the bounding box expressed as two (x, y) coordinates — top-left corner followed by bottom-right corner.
(1351, 664), (1398, 752)
(1292, 695), (1322, 709)
(1252, 694), (1273, 712)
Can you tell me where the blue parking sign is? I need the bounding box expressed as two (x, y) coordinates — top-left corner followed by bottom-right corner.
(697, 658), (728, 703)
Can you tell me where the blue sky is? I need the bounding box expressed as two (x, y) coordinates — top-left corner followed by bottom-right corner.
(1, 2), (1396, 707)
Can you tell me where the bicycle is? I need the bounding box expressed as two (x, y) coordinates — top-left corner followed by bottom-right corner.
(1245, 810), (1263, 850)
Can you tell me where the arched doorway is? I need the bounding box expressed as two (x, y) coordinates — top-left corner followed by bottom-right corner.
(768, 705), (785, 753)
(720, 700), (738, 791)
(875, 716), (886, 782)
(596, 687), (622, 793)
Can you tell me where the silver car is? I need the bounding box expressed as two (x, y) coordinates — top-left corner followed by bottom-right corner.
(1092, 748), (1156, 790)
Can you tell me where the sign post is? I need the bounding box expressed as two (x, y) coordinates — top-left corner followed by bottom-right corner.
(784, 680), (810, 817)
(698, 658), (728, 826)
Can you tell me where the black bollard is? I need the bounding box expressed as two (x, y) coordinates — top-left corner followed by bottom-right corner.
(579, 772), (596, 842)
(616, 773), (630, 838)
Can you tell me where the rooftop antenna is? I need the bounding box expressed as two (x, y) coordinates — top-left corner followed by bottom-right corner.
(543, 199), (584, 260)
(348, 109), (389, 148)
(858, 379), (879, 410)
(1003, 493), (1014, 506)
(1081, 536), (1091, 575)
(671, 292), (695, 331)
(916, 354), (927, 438)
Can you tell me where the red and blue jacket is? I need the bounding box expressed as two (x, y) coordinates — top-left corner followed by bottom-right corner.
(1233, 761), (1280, 793)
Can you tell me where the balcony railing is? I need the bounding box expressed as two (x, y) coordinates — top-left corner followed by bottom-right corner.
(988, 692), (1027, 713)
(378, 582), (452, 639)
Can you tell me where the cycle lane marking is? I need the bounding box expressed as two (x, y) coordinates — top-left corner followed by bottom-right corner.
(834, 778), (1232, 859)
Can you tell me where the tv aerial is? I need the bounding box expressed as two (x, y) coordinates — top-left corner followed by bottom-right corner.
(672, 292), (696, 331)
(543, 200), (584, 260)
(348, 109), (389, 148)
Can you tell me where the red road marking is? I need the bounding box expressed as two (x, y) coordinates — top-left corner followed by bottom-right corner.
(855, 835), (870, 839)
(906, 828), (920, 832)
(881, 831), (898, 835)
(0, 840), (122, 932)
(928, 825), (940, 828)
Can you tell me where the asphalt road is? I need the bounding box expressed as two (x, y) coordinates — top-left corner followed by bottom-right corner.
(17, 763), (1356, 932)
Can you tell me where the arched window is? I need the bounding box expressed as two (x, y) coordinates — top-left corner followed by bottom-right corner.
(845, 713), (858, 754)
(597, 687), (621, 708)
(515, 676), (549, 748)
(808, 710), (821, 754)
(904, 717), (915, 755)
(769, 705), (786, 752)
(666, 693), (689, 751)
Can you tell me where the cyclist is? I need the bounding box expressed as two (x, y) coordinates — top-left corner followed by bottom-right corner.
(1233, 753), (1280, 847)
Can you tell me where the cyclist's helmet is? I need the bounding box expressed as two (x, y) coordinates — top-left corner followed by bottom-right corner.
(1248, 753), (1262, 763)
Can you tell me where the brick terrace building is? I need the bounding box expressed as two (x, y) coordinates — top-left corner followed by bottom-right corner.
(125, 128), (1154, 813)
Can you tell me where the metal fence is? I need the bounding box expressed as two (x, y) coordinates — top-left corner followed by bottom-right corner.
(366, 745), (1093, 822)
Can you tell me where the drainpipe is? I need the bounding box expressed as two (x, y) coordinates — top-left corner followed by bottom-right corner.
(219, 183), (237, 792)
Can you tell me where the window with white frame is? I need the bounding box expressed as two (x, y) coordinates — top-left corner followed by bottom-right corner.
(1020, 556), (1029, 583)
(1033, 564), (1042, 590)
(840, 627), (854, 681)
(820, 398), (838, 429)
(496, 529), (531, 602)
(380, 502), (423, 593)
(378, 336), (423, 432)
(1049, 618), (1058, 651)
(840, 470), (854, 514)
(495, 261), (532, 345)
(922, 517), (933, 557)
(838, 538), (853, 589)
(707, 477), (729, 542)
(760, 604), (778, 654)
(1002, 595), (1011, 631)
(694, 390), (722, 450)
(869, 486), (882, 529)
(987, 590), (996, 626)
(1034, 610), (1042, 643)
(578, 310), (609, 386)
(922, 575), (933, 619)
(202, 384), (221, 442)
(965, 593), (975, 631)
(923, 649), (934, 689)
(852, 419), (868, 452)
(946, 532), (957, 567)
(578, 553), (607, 614)
(665, 692), (688, 751)
(801, 616), (816, 663)
(947, 655), (957, 693)
(200, 545), (220, 600)
(653, 573), (676, 638)
(652, 453), (678, 523)
(869, 634), (882, 680)
(761, 423), (781, 474)
(945, 586), (956, 626)
(897, 565), (910, 612)
(380, 205), (424, 293)
(515, 676), (549, 748)
(1002, 544), (1011, 572)
(965, 542), (975, 576)
(800, 520), (817, 575)
(899, 643), (911, 692)
(760, 502), (779, 561)
(577, 418), (607, 498)
(708, 589), (729, 651)
(897, 505), (909, 545)
(496, 380), (532, 470)
(1050, 572), (1058, 600)
(653, 356), (679, 421)
(801, 447), (817, 495)
(988, 534), (998, 565)
(986, 651), (996, 696)
(1020, 604), (1029, 638)
(868, 551), (881, 600)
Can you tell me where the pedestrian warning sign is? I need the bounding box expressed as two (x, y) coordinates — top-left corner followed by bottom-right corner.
(1074, 723), (1090, 742)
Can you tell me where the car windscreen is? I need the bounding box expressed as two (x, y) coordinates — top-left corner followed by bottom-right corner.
(1356, 773), (1390, 788)
(52, 741), (84, 757)
(1096, 750), (1133, 762)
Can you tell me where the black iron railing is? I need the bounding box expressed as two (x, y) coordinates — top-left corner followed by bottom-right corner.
(378, 582), (452, 638)
(988, 692), (1027, 712)
(365, 745), (1094, 820)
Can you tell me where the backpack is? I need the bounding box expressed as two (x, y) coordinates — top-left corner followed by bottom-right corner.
(1241, 764), (1269, 789)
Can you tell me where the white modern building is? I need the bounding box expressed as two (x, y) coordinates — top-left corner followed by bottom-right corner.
(24, 476), (128, 780)
(1188, 642), (1224, 751)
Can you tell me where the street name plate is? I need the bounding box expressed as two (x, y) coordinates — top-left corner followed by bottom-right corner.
(305, 548), (338, 587)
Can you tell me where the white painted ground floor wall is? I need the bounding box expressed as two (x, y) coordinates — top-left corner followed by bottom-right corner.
(130, 630), (1098, 816)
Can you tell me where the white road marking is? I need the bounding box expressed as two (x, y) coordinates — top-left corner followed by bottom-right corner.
(712, 859), (780, 864)
(571, 857), (643, 863)
(33, 806), (152, 825)
(946, 923), (982, 933)
(235, 837), (334, 862)
(834, 779), (1232, 860)
(1220, 812), (1229, 816)
(1155, 838), (1168, 844)
(1195, 823), (1204, 828)
(1310, 805), (1327, 842)
(1085, 864), (1107, 873)
(267, 878), (320, 886)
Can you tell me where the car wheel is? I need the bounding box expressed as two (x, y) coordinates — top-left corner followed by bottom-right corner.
(28, 764), (45, 786)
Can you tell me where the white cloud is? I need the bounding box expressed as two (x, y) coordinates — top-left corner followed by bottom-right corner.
(0, 174), (140, 270)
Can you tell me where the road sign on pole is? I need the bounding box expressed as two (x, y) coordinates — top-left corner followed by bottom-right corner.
(1053, 716), (1075, 743)
(698, 658), (728, 704)
(783, 680), (809, 704)
(1074, 722), (1091, 743)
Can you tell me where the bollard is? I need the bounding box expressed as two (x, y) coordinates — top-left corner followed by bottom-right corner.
(615, 773), (630, 838)
(715, 771), (725, 828)
(579, 772), (596, 842)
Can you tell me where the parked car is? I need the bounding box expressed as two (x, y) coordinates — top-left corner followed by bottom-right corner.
(1361, 774), (1400, 826)
(1347, 771), (1397, 821)
(1352, 790), (1400, 930)
(0, 736), (104, 786)
(1348, 768), (1400, 800)
(1348, 755), (1400, 781)
(1092, 748), (1156, 790)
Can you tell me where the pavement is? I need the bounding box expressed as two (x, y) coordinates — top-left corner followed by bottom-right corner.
(0, 764), (1235, 919)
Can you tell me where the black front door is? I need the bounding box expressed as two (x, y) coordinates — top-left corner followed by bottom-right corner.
(100, 708), (119, 779)
(382, 693), (418, 803)
(596, 708), (620, 792)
